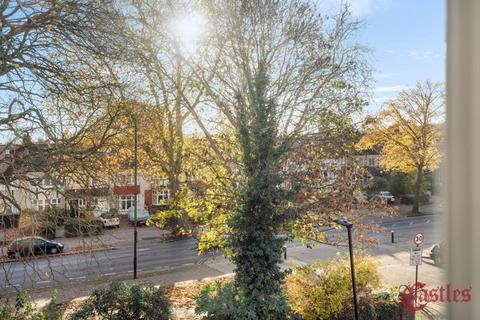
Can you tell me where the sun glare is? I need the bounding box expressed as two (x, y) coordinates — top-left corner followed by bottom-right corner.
(169, 12), (207, 53)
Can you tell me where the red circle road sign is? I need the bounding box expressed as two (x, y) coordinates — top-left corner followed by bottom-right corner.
(413, 232), (424, 246)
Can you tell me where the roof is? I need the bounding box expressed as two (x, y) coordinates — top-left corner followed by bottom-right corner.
(0, 142), (50, 180)
(354, 147), (380, 156)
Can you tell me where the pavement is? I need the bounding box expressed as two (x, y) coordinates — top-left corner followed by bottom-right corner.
(0, 204), (447, 318)
(0, 220), (172, 256)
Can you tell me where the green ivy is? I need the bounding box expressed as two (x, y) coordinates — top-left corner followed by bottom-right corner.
(224, 67), (291, 319)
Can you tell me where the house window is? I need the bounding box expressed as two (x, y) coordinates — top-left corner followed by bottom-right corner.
(158, 177), (168, 187)
(152, 176), (168, 188)
(153, 189), (170, 205)
(33, 199), (45, 211)
(119, 195), (135, 210)
(50, 198), (63, 206)
(368, 158), (375, 166)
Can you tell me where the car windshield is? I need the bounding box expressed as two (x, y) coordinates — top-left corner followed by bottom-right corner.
(128, 206), (149, 217)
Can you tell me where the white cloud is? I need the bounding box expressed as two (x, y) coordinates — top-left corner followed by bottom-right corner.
(374, 85), (409, 93)
(375, 72), (400, 79)
(347, 0), (392, 16)
(372, 96), (391, 104)
(408, 49), (441, 60)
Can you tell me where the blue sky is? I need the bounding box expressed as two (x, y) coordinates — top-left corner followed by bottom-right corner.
(342, 0), (446, 113)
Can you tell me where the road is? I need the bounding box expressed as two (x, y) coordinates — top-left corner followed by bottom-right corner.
(0, 210), (443, 294)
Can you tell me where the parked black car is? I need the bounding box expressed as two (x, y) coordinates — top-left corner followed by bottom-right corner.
(7, 236), (64, 257)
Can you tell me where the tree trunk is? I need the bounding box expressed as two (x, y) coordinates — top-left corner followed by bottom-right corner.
(168, 172), (192, 235)
(412, 166), (424, 214)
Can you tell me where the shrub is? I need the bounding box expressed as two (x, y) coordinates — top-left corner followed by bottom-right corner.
(0, 290), (63, 320)
(195, 280), (299, 320)
(38, 207), (70, 239)
(389, 173), (414, 198)
(367, 177), (389, 196)
(400, 194), (430, 205)
(69, 281), (171, 320)
(64, 217), (102, 237)
(285, 256), (381, 320)
(337, 288), (406, 320)
(194, 281), (238, 320)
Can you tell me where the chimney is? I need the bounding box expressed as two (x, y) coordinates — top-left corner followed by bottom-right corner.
(22, 133), (32, 146)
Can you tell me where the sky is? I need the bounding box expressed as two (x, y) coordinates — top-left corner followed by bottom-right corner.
(339, 0), (446, 113)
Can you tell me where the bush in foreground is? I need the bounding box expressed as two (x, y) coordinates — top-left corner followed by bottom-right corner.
(285, 256), (402, 320)
(195, 281), (297, 320)
(0, 290), (63, 320)
(194, 256), (396, 320)
(69, 281), (171, 320)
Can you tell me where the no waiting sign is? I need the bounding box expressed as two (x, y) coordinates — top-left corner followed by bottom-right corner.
(410, 247), (423, 266)
(413, 232), (424, 246)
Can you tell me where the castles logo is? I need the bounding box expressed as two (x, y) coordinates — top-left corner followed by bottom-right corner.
(400, 282), (472, 312)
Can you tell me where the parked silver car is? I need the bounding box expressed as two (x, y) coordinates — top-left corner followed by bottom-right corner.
(370, 191), (395, 204)
(98, 212), (120, 228)
(128, 205), (150, 225)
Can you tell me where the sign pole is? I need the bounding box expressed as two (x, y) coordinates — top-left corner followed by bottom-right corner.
(133, 115), (138, 280)
(346, 225), (359, 320)
(411, 232), (424, 316)
(415, 264), (418, 305)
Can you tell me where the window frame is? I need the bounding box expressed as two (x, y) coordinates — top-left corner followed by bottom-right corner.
(119, 195), (135, 210)
(152, 188), (170, 205)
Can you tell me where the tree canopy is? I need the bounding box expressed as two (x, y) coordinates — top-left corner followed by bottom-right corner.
(357, 81), (444, 213)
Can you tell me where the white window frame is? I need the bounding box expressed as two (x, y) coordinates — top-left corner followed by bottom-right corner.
(153, 188), (170, 205)
(119, 195), (135, 210)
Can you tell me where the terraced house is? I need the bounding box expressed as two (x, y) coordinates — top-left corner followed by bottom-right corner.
(0, 140), (172, 231)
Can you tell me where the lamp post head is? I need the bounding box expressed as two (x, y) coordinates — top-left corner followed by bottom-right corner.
(335, 219), (353, 228)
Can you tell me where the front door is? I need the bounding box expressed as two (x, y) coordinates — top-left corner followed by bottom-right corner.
(69, 199), (80, 217)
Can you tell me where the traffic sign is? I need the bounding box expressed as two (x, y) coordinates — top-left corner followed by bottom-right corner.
(413, 232), (424, 246)
(410, 247), (423, 266)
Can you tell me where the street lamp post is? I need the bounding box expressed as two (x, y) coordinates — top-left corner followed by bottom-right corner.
(336, 219), (359, 320)
(133, 115), (138, 279)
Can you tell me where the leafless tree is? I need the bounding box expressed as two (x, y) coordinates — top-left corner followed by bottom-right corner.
(0, 0), (133, 292)
(0, 0), (130, 211)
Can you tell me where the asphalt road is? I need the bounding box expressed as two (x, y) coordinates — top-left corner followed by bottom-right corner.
(0, 237), (202, 292)
(0, 211), (442, 293)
